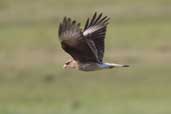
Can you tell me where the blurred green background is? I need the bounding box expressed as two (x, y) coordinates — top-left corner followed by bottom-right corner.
(0, 0), (171, 114)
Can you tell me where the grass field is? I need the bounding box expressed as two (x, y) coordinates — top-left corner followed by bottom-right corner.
(0, 0), (171, 114)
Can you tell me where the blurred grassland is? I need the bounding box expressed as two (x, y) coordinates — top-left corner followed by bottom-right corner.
(0, 0), (171, 114)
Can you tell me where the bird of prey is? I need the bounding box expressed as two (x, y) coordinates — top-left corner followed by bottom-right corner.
(58, 12), (129, 71)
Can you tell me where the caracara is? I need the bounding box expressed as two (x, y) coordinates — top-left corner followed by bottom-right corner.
(58, 12), (129, 71)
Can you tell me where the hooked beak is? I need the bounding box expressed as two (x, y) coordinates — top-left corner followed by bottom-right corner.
(63, 64), (67, 69)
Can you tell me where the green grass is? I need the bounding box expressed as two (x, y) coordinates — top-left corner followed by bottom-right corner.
(0, 0), (171, 114)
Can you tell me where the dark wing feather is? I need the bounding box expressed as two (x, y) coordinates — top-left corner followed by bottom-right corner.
(58, 17), (100, 63)
(83, 12), (110, 62)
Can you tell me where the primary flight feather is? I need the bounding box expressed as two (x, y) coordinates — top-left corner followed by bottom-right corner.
(58, 12), (129, 71)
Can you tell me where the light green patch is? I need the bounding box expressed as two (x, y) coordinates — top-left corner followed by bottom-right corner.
(0, 0), (171, 114)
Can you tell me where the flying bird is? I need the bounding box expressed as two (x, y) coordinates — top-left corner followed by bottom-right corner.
(58, 12), (129, 71)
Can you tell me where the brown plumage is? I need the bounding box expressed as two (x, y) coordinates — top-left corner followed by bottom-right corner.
(58, 12), (129, 71)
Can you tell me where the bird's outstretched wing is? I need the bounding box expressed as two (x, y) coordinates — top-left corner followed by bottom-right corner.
(58, 17), (100, 63)
(83, 12), (110, 62)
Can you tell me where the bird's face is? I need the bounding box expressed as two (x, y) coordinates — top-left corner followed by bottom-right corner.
(63, 60), (78, 70)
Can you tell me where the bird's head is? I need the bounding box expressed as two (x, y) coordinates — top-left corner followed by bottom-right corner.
(63, 60), (79, 70)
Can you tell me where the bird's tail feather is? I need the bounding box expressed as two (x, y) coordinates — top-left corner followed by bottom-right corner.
(105, 63), (129, 68)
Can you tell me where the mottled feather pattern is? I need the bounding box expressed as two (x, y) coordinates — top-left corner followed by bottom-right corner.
(58, 12), (129, 71)
(83, 12), (110, 62)
(58, 16), (100, 63)
(58, 17), (81, 41)
(58, 12), (110, 63)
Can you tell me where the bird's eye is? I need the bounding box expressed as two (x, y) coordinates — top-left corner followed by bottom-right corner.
(65, 61), (70, 65)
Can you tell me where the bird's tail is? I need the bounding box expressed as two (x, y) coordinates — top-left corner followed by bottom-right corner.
(105, 63), (129, 68)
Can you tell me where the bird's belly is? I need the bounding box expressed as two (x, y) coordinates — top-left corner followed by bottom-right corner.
(79, 63), (101, 71)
